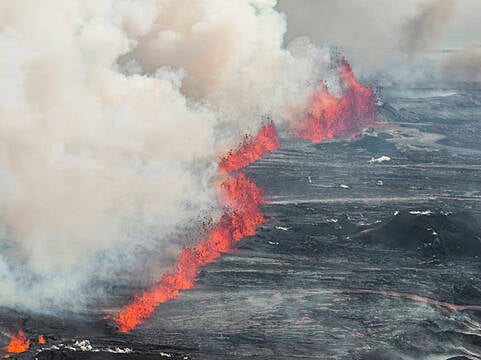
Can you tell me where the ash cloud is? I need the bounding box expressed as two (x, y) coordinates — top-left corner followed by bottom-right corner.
(277, 0), (480, 85)
(0, 0), (333, 311)
(440, 47), (481, 84)
(276, 0), (457, 55)
(400, 0), (455, 57)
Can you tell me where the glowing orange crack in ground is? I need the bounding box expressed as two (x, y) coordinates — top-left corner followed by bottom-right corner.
(113, 125), (279, 332)
(4, 330), (30, 358)
(113, 61), (379, 332)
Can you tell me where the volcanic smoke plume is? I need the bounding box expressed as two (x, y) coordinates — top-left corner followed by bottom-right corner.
(400, 0), (455, 57)
(0, 0), (318, 310)
(0, 0), (374, 326)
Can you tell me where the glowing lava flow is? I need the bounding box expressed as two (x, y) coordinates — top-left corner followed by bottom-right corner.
(8, 60), (375, 335)
(295, 61), (376, 143)
(112, 61), (376, 332)
(219, 123), (280, 173)
(113, 125), (279, 332)
(4, 330), (30, 357)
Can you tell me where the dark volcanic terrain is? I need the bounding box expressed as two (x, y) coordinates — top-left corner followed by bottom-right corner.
(2, 85), (481, 359)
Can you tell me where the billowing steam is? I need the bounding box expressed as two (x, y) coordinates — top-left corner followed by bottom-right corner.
(0, 0), (336, 311)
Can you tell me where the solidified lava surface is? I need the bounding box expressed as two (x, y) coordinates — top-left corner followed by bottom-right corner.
(3, 84), (481, 359)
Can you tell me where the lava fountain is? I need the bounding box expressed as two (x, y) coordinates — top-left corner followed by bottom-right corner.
(295, 60), (376, 143)
(4, 330), (30, 358)
(219, 122), (280, 173)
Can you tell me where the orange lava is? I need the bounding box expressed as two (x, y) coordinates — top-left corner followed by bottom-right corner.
(5, 330), (29, 355)
(295, 60), (376, 143)
(219, 122), (280, 173)
(38, 335), (46, 344)
(113, 172), (266, 332)
(113, 61), (376, 333)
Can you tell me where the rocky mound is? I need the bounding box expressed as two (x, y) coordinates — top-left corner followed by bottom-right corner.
(357, 210), (481, 257)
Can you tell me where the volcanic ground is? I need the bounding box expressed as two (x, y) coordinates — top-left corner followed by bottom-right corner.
(2, 84), (481, 359)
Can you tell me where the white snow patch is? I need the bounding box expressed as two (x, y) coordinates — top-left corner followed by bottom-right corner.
(409, 210), (433, 215)
(340, 184), (349, 189)
(275, 226), (290, 231)
(69, 340), (94, 352)
(369, 156), (391, 164)
(106, 347), (133, 354)
(37, 340), (132, 355)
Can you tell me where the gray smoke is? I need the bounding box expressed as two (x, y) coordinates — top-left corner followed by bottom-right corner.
(276, 0), (465, 84)
(439, 47), (481, 84)
(400, 0), (455, 57)
(0, 0), (334, 312)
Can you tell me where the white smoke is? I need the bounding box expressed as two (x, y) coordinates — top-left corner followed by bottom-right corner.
(0, 0), (331, 311)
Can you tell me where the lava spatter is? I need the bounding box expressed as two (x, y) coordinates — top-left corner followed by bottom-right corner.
(295, 60), (376, 143)
(4, 330), (30, 357)
(219, 122), (280, 173)
(113, 172), (266, 332)
(113, 62), (377, 332)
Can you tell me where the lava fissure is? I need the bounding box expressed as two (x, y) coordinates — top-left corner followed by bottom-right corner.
(113, 60), (375, 333)
(113, 119), (282, 332)
(0, 59), (377, 345)
(113, 121), (280, 332)
(219, 122), (280, 173)
(4, 330), (30, 357)
(295, 61), (376, 143)
(113, 172), (267, 332)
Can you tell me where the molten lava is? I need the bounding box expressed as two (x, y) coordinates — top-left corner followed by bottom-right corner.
(219, 122), (280, 173)
(113, 172), (266, 332)
(5, 330), (29, 355)
(113, 61), (377, 333)
(295, 60), (376, 143)
(113, 121), (276, 332)
(38, 336), (46, 345)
